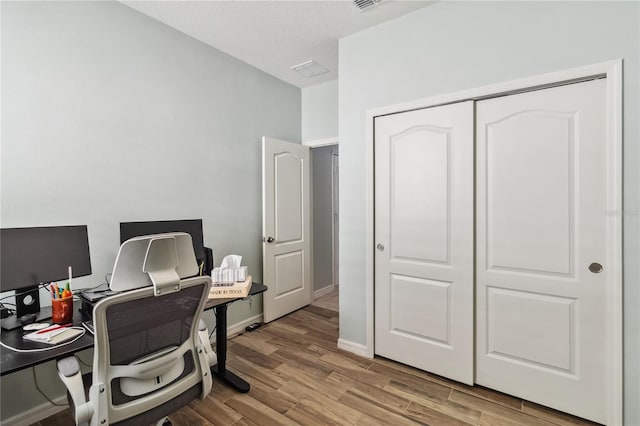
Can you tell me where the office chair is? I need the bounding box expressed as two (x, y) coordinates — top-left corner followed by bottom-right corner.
(56, 234), (217, 426)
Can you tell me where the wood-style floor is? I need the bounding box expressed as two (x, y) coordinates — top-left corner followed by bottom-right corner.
(311, 285), (339, 312)
(38, 294), (598, 426)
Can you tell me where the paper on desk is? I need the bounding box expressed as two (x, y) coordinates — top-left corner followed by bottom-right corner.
(24, 325), (69, 342)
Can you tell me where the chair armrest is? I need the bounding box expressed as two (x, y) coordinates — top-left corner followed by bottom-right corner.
(197, 319), (214, 398)
(198, 319), (217, 367)
(56, 357), (94, 425)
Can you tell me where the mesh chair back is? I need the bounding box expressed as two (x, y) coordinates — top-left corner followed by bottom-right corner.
(91, 276), (211, 425)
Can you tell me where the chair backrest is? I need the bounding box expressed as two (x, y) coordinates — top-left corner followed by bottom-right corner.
(110, 232), (200, 293)
(90, 275), (212, 425)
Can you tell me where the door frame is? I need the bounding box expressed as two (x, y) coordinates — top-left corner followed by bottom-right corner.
(331, 148), (339, 289)
(309, 144), (340, 301)
(361, 60), (622, 424)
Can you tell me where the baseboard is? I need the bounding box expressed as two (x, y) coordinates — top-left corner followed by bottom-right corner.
(227, 313), (264, 339)
(2, 396), (67, 426)
(313, 284), (335, 300)
(337, 338), (372, 359)
(210, 313), (264, 344)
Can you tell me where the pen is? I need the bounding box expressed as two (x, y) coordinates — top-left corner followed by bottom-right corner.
(35, 324), (70, 334)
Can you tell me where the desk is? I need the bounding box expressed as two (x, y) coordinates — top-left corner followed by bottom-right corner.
(205, 283), (266, 393)
(0, 282), (267, 394)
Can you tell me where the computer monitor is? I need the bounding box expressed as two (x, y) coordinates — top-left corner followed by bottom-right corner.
(120, 219), (205, 261)
(0, 225), (92, 327)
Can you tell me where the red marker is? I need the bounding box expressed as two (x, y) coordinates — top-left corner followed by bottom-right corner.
(35, 324), (71, 334)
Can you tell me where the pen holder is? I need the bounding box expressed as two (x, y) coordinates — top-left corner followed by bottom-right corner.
(52, 296), (73, 324)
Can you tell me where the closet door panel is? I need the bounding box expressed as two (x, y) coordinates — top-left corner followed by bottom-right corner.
(476, 79), (608, 424)
(375, 101), (473, 384)
(487, 287), (575, 371)
(389, 275), (450, 342)
(485, 112), (573, 274)
(390, 130), (449, 262)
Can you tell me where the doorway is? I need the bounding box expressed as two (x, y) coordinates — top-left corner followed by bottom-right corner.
(311, 144), (339, 312)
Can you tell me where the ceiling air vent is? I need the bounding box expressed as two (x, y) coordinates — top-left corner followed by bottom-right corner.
(353, 0), (382, 11)
(291, 60), (329, 78)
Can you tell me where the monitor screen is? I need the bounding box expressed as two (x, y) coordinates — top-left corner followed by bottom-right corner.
(119, 219), (205, 261)
(0, 225), (92, 292)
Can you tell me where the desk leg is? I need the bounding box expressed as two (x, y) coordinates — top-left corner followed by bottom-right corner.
(212, 304), (250, 393)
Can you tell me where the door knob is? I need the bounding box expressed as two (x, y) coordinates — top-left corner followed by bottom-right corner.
(588, 262), (603, 273)
(376, 243), (384, 252)
(265, 237), (275, 243)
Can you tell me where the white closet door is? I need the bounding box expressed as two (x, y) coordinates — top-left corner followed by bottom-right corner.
(476, 79), (608, 423)
(375, 102), (474, 384)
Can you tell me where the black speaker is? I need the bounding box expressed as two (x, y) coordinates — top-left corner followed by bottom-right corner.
(204, 246), (214, 276)
(15, 286), (40, 317)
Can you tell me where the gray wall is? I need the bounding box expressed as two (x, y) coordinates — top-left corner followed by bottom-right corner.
(312, 145), (337, 292)
(1, 0), (300, 421)
(302, 79), (338, 142)
(338, 1), (639, 423)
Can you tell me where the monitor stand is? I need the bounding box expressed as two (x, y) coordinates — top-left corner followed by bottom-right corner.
(1, 306), (52, 331)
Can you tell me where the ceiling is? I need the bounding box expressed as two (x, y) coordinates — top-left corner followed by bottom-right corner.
(121, 1), (435, 88)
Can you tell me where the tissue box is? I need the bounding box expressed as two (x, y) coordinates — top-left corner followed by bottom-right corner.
(211, 266), (248, 284)
(209, 275), (252, 299)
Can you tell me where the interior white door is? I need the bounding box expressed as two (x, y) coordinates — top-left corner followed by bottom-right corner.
(475, 79), (608, 423)
(262, 137), (311, 323)
(374, 101), (474, 384)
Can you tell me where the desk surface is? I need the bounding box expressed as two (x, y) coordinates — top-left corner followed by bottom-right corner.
(0, 282), (267, 376)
